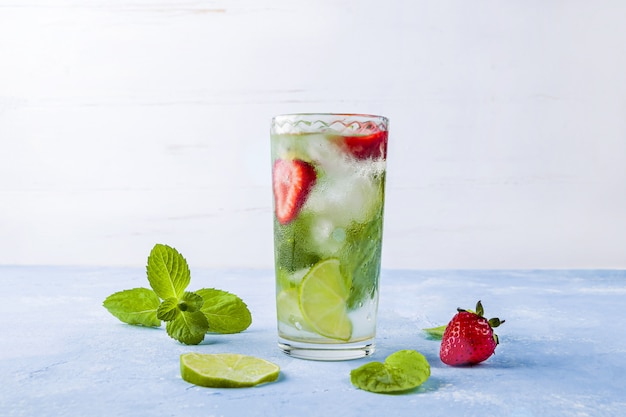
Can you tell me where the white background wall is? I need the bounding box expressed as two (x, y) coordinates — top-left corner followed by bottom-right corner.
(1, 0), (625, 269)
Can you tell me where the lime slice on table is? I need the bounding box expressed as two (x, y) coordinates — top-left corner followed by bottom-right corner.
(180, 353), (280, 388)
(298, 258), (352, 341)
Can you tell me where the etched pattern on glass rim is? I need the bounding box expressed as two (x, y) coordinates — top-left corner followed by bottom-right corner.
(271, 113), (388, 135)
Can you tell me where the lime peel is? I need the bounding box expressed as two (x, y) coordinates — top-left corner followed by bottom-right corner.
(350, 350), (430, 393)
(180, 353), (280, 388)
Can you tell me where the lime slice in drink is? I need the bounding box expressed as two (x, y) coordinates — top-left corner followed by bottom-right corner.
(180, 353), (280, 388)
(298, 258), (352, 341)
(276, 288), (313, 332)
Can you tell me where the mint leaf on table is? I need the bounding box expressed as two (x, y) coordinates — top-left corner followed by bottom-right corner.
(166, 310), (209, 345)
(350, 350), (430, 394)
(146, 243), (191, 300)
(196, 288), (252, 334)
(103, 243), (253, 345)
(423, 325), (447, 340)
(103, 288), (161, 327)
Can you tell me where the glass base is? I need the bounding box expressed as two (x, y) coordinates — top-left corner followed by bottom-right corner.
(278, 338), (376, 361)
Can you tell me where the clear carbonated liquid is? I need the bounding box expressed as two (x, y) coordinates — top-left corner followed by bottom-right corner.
(271, 129), (386, 349)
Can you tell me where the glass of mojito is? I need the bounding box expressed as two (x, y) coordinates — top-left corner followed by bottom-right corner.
(270, 113), (388, 360)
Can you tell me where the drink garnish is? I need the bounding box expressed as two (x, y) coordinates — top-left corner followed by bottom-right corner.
(272, 158), (316, 225)
(298, 258), (352, 340)
(343, 130), (388, 159)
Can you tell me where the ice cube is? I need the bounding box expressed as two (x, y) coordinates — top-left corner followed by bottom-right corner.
(306, 169), (380, 226)
(308, 217), (345, 256)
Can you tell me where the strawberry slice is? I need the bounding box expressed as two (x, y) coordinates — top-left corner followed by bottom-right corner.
(272, 159), (316, 225)
(344, 130), (388, 160)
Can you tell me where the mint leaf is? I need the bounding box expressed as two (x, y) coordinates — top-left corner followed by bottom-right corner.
(423, 325), (447, 340)
(385, 350), (431, 387)
(350, 361), (407, 393)
(146, 244), (191, 300)
(273, 215), (321, 273)
(179, 291), (204, 312)
(340, 214), (383, 310)
(103, 288), (161, 327)
(196, 288), (252, 334)
(350, 350), (430, 393)
(157, 297), (180, 321)
(158, 292), (204, 322)
(166, 311), (209, 345)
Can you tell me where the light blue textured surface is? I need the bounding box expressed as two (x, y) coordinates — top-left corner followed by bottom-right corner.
(2, 267), (625, 417)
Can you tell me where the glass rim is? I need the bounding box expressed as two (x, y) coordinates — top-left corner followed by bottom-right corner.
(272, 112), (388, 122)
(271, 113), (389, 135)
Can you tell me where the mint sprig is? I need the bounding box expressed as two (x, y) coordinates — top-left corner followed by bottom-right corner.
(103, 244), (252, 345)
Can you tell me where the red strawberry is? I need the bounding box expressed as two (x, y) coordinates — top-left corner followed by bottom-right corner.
(272, 159), (316, 225)
(344, 129), (388, 160)
(439, 301), (504, 366)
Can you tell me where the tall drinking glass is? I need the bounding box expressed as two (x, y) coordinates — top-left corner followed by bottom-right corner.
(270, 113), (388, 360)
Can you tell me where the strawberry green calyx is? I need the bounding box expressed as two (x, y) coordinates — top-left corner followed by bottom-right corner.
(459, 300), (505, 327)
(475, 300), (484, 317)
(489, 317), (504, 328)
